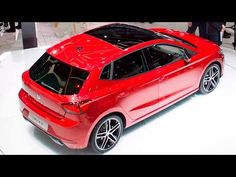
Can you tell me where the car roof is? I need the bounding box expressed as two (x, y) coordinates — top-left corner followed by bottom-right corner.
(47, 24), (198, 72)
(47, 33), (122, 71)
(85, 23), (161, 49)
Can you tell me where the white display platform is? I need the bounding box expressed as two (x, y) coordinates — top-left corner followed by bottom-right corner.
(1, 46), (236, 155)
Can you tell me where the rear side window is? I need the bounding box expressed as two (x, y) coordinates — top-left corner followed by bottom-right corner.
(100, 64), (111, 80)
(113, 50), (147, 79)
(29, 52), (89, 95)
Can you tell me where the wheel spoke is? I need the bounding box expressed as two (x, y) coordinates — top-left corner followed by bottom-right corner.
(209, 68), (213, 77)
(204, 75), (210, 81)
(211, 79), (216, 88)
(206, 81), (212, 91)
(109, 134), (117, 144)
(212, 70), (219, 79)
(104, 120), (108, 133)
(107, 119), (111, 131)
(101, 136), (109, 149)
(96, 132), (106, 139)
(204, 77), (210, 85)
(110, 123), (120, 133)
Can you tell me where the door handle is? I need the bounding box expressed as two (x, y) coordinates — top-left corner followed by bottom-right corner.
(159, 76), (167, 81)
(117, 91), (129, 98)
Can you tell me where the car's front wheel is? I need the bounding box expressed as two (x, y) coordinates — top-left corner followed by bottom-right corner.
(199, 63), (221, 94)
(90, 115), (123, 153)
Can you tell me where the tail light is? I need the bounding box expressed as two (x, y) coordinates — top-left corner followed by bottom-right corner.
(62, 99), (91, 115)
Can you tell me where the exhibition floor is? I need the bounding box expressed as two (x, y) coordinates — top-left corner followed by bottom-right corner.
(1, 46), (236, 154)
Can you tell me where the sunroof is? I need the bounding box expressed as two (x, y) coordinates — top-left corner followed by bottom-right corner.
(85, 24), (162, 49)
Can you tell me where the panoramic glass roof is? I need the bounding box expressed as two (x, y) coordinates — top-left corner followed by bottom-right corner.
(85, 23), (162, 49)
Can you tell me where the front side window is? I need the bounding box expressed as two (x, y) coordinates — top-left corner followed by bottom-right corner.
(29, 52), (89, 95)
(144, 44), (186, 70)
(113, 50), (147, 79)
(184, 48), (196, 58)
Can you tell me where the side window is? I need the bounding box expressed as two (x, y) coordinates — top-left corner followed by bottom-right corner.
(184, 48), (196, 58)
(65, 68), (88, 95)
(100, 64), (111, 79)
(144, 44), (185, 70)
(113, 50), (146, 79)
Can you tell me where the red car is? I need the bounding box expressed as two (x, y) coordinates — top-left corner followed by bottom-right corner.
(18, 23), (224, 153)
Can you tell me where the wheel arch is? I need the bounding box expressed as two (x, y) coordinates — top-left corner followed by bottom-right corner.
(198, 60), (222, 94)
(87, 110), (127, 144)
(88, 111), (127, 152)
(198, 60), (222, 87)
(210, 61), (222, 75)
(103, 112), (126, 128)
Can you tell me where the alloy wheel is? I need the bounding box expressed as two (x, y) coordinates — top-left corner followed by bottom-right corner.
(95, 118), (122, 151)
(202, 65), (220, 93)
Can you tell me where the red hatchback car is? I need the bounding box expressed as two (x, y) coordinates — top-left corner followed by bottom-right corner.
(19, 23), (224, 153)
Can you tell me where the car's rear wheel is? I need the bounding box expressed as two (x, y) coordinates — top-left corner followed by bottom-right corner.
(199, 63), (221, 94)
(90, 115), (123, 153)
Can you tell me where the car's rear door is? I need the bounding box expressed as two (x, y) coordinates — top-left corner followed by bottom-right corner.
(111, 50), (160, 121)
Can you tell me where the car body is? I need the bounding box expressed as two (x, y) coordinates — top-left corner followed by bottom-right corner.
(18, 23), (224, 153)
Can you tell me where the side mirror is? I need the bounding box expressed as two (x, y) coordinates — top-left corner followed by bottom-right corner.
(184, 57), (191, 63)
(181, 48), (191, 63)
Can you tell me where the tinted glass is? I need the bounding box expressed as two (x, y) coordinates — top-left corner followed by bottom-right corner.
(156, 32), (196, 48)
(100, 64), (111, 79)
(86, 24), (161, 49)
(113, 50), (146, 79)
(144, 45), (185, 69)
(29, 52), (89, 95)
(184, 48), (196, 58)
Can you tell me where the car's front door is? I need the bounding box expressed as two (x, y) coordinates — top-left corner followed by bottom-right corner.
(144, 44), (199, 109)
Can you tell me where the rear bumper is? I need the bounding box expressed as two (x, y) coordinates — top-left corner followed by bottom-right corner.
(18, 89), (90, 149)
(23, 116), (65, 146)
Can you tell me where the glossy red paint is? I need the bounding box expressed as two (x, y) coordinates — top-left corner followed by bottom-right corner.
(18, 24), (224, 150)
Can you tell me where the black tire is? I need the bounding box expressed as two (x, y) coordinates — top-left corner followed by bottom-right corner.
(90, 115), (123, 153)
(199, 63), (221, 94)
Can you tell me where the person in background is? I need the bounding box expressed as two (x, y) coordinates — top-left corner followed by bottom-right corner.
(5, 22), (21, 33)
(205, 22), (225, 46)
(3, 22), (8, 28)
(15, 22), (21, 29)
(186, 22), (207, 38)
(223, 22), (231, 38)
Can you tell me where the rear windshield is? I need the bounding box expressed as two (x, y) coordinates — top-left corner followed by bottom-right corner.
(29, 52), (89, 95)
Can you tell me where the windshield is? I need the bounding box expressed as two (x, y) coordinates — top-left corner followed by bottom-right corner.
(155, 32), (196, 48)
